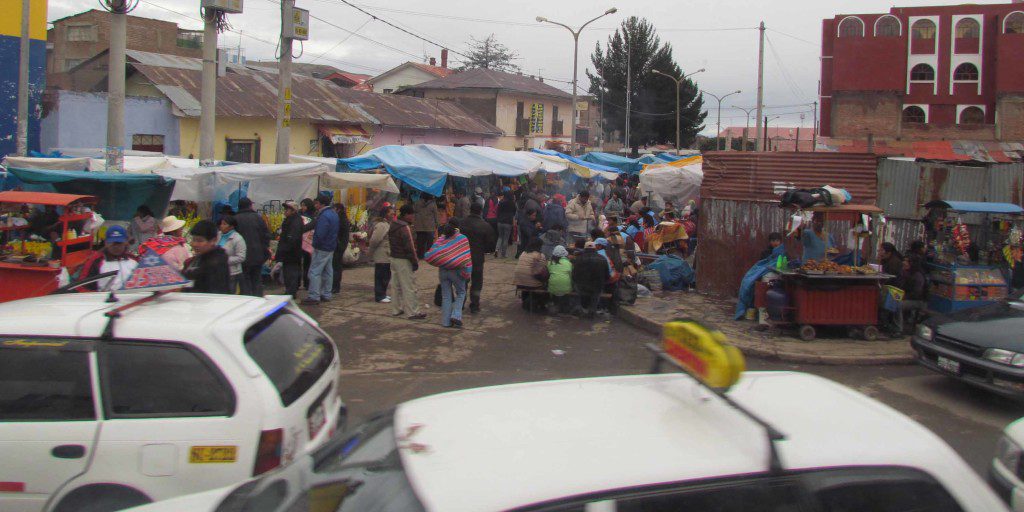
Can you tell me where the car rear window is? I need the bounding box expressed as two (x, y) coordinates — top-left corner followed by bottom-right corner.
(0, 340), (95, 421)
(244, 312), (334, 407)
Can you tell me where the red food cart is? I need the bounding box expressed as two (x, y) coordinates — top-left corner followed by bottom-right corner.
(0, 191), (97, 302)
(766, 204), (894, 341)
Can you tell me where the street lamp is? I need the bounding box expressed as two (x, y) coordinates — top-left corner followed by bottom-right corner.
(764, 114), (782, 151)
(701, 89), (742, 151)
(537, 7), (618, 156)
(651, 68), (705, 154)
(732, 105), (757, 151)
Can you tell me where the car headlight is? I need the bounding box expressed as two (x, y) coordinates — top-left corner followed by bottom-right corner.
(997, 435), (1023, 474)
(983, 349), (1024, 367)
(917, 324), (934, 341)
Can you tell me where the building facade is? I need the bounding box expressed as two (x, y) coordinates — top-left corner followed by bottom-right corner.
(1, 0), (47, 158)
(41, 90), (181, 155)
(402, 68), (574, 151)
(47, 9), (202, 88)
(366, 54), (453, 94)
(820, 2), (1024, 142)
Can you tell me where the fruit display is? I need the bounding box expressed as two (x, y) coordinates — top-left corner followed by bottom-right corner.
(800, 260), (853, 274)
(2, 240), (51, 260)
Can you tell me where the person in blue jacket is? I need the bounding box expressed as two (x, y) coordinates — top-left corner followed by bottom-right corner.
(302, 192), (340, 305)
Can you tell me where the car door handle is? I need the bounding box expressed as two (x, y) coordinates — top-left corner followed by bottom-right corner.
(52, 445), (86, 459)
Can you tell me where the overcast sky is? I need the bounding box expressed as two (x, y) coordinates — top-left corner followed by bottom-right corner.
(50, 0), (1010, 134)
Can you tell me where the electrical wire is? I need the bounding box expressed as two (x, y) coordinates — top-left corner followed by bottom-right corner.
(766, 28), (818, 46)
(765, 34), (808, 100)
(330, 0), (471, 58)
(309, 18), (371, 64)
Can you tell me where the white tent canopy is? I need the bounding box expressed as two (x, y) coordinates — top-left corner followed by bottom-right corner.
(639, 162), (704, 211)
(155, 162), (399, 205)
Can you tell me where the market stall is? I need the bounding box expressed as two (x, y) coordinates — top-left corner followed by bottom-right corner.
(922, 200), (1024, 313)
(766, 204), (893, 341)
(0, 191), (97, 302)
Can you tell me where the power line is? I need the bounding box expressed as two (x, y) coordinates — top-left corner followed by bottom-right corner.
(765, 34), (808, 100)
(308, 18), (370, 64)
(329, 0), (471, 58)
(766, 28), (818, 46)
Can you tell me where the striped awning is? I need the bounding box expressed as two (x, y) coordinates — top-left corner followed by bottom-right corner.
(318, 125), (370, 144)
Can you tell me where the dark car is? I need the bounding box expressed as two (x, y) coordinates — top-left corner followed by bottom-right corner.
(911, 299), (1024, 397)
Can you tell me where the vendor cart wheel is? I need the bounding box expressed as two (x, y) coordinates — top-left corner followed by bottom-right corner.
(863, 326), (880, 341)
(798, 325), (816, 341)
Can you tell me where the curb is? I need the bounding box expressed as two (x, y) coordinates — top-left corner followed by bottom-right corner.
(616, 304), (916, 366)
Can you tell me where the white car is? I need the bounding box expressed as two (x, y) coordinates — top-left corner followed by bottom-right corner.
(992, 417), (1024, 511)
(0, 292), (345, 512)
(128, 371), (1007, 512)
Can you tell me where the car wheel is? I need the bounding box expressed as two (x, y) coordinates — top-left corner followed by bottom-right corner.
(863, 326), (880, 341)
(798, 325), (816, 341)
(53, 484), (151, 512)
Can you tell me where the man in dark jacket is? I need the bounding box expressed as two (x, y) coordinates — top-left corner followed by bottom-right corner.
(234, 197), (271, 296)
(275, 201), (305, 298)
(303, 193), (340, 305)
(184, 220), (232, 294)
(572, 242), (611, 318)
(388, 204), (425, 319)
(460, 203), (497, 314)
(330, 203), (351, 295)
(541, 194), (568, 233)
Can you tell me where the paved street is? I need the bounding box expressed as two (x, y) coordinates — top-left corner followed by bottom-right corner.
(301, 259), (1024, 478)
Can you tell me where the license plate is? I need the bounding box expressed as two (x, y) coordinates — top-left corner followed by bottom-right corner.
(189, 445), (237, 463)
(937, 356), (961, 375)
(308, 402), (327, 439)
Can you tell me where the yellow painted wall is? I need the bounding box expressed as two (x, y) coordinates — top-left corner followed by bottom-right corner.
(179, 117), (322, 162)
(1, 0), (47, 40)
(496, 93), (572, 138)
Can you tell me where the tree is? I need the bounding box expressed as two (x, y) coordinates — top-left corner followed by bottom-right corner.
(587, 17), (706, 154)
(459, 34), (521, 73)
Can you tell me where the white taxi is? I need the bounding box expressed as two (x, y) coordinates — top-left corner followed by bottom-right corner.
(991, 417), (1024, 511)
(128, 370), (1006, 511)
(0, 292), (345, 512)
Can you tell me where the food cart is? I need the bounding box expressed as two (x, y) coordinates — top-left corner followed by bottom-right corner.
(766, 204), (894, 341)
(922, 200), (1024, 313)
(0, 191), (97, 302)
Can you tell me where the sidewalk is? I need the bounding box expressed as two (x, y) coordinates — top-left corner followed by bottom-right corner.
(617, 291), (915, 365)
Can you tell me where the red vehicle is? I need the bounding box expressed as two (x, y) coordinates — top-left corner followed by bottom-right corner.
(0, 191), (97, 302)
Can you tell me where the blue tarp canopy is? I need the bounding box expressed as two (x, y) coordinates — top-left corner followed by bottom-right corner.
(578, 151), (691, 174)
(924, 200), (1024, 215)
(529, 149), (621, 176)
(5, 167), (175, 221)
(336, 145), (567, 196)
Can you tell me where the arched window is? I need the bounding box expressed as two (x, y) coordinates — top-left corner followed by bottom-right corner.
(954, 63), (979, 81)
(912, 19), (937, 39)
(956, 18), (981, 39)
(910, 64), (935, 81)
(839, 17), (865, 38)
(1006, 12), (1024, 34)
(875, 15), (901, 37)
(903, 106), (926, 123)
(959, 106), (985, 125)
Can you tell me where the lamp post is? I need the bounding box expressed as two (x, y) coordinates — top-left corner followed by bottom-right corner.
(537, 7), (618, 156)
(764, 114), (782, 151)
(651, 68), (704, 154)
(732, 105), (757, 151)
(701, 89), (742, 151)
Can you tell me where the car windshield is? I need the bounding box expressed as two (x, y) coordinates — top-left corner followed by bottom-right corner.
(214, 411), (426, 512)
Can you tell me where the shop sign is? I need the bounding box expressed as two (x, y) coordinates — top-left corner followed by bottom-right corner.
(662, 319), (745, 390)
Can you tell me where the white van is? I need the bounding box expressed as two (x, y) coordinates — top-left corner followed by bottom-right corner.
(0, 292), (345, 512)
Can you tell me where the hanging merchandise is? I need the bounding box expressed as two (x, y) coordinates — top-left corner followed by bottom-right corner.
(952, 222), (971, 257)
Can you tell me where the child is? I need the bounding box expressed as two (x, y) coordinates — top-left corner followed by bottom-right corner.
(183, 220), (231, 294)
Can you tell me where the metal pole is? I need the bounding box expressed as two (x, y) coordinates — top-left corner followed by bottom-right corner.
(107, 4), (127, 164)
(674, 79), (680, 154)
(570, 31), (579, 156)
(812, 101), (818, 151)
(275, 0), (294, 164)
(625, 36), (631, 154)
(717, 98), (724, 151)
(16, 0), (30, 156)
(754, 21), (765, 153)
(200, 9), (219, 163)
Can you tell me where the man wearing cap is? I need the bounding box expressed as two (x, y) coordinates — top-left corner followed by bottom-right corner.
(234, 197), (272, 296)
(139, 216), (191, 271)
(276, 201), (305, 298)
(79, 225), (139, 291)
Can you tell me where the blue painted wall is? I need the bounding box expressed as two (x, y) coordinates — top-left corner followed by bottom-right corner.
(0, 36), (46, 157)
(40, 90), (181, 155)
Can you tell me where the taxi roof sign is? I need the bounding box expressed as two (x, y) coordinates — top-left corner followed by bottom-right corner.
(661, 319), (745, 390)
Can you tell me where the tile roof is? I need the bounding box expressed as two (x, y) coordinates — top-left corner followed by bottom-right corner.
(409, 62), (455, 78)
(403, 67), (572, 99)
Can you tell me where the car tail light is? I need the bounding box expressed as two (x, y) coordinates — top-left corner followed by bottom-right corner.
(253, 428), (283, 476)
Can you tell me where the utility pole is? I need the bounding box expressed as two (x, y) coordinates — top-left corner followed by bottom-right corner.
(275, 0), (296, 164)
(536, 8), (617, 157)
(16, 0), (30, 156)
(653, 68), (704, 155)
(733, 105), (757, 151)
(103, 0), (133, 171)
(812, 100), (818, 151)
(200, 10), (219, 163)
(625, 35), (631, 155)
(796, 114), (803, 152)
(754, 21), (766, 153)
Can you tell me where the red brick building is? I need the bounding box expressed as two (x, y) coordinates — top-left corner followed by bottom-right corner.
(820, 1), (1024, 142)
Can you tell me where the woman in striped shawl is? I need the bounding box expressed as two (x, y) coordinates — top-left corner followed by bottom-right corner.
(425, 223), (473, 329)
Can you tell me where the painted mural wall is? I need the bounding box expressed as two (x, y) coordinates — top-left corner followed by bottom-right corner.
(0, 0), (47, 157)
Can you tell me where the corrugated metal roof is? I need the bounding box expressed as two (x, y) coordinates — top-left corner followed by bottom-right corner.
(126, 49), (202, 71)
(877, 158), (1024, 219)
(700, 152), (879, 204)
(404, 68), (572, 99)
(128, 60), (501, 135)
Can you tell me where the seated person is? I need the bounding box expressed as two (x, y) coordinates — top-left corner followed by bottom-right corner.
(894, 256), (928, 334)
(547, 246), (575, 314)
(648, 239), (694, 291)
(513, 238), (549, 312)
(572, 241), (611, 318)
(760, 232), (783, 260)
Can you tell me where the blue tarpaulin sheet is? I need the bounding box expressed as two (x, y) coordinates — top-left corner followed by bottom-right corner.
(579, 152), (690, 174)
(924, 200), (1024, 215)
(5, 167), (175, 221)
(529, 149), (621, 177)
